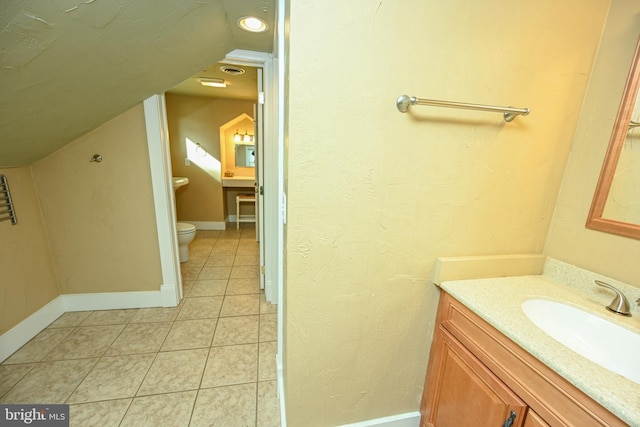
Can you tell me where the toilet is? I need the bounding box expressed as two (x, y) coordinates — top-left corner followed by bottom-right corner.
(176, 222), (196, 262)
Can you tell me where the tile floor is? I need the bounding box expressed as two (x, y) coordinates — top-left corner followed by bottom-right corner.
(0, 225), (281, 427)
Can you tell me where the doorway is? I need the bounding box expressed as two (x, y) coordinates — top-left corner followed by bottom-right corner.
(143, 49), (280, 306)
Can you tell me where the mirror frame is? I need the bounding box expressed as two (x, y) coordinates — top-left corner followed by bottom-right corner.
(586, 36), (640, 240)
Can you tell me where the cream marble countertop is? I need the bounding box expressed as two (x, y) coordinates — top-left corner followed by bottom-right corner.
(440, 274), (640, 427)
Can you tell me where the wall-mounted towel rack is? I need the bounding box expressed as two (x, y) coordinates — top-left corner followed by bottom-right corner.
(0, 175), (17, 225)
(396, 95), (530, 122)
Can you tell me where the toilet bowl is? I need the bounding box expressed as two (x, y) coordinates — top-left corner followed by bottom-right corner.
(176, 222), (196, 262)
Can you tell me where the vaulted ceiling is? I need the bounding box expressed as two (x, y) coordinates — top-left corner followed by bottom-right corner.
(0, 0), (275, 167)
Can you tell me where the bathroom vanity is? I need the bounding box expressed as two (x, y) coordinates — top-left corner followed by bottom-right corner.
(420, 264), (640, 427)
(222, 176), (255, 188)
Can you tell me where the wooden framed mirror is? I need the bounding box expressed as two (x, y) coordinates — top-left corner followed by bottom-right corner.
(586, 35), (640, 240)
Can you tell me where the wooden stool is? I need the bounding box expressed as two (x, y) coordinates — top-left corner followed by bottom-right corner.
(236, 193), (256, 229)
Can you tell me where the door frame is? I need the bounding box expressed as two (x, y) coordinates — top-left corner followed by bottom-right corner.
(223, 49), (280, 305)
(143, 94), (182, 307)
(143, 51), (281, 306)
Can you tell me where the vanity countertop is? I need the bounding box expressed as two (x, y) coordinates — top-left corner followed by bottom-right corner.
(440, 275), (640, 427)
(222, 176), (255, 188)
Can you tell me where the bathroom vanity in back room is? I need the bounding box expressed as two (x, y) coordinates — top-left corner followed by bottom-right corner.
(420, 257), (640, 427)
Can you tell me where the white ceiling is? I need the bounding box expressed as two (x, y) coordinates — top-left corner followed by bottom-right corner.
(0, 0), (275, 167)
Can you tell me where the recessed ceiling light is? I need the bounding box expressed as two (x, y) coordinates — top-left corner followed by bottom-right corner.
(199, 78), (227, 88)
(237, 16), (268, 33)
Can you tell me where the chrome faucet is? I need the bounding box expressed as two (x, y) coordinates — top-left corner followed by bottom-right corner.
(595, 280), (631, 316)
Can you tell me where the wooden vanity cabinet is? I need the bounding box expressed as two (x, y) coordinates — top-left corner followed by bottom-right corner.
(421, 327), (527, 427)
(420, 291), (625, 427)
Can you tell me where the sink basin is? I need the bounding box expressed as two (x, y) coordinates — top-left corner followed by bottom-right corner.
(521, 299), (640, 384)
(172, 176), (189, 190)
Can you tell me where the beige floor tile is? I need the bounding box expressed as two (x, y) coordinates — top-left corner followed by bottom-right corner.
(105, 322), (172, 356)
(47, 311), (92, 328)
(176, 297), (223, 320)
(201, 344), (258, 388)
(234, 254), (259, 266)
(181, 267), (201, 281)
(161, 319), (217, 351)
(197, 266), (232, 280)
(195, 230), (221, 240)
(188, 244), (213, 258)
(257, 380), (281, 427)
(182, 256), (206, 269)
(130, 306), (180, 323)
(219, 229), (242, 239)
(213, 316), (259, 346)
(258, 341), (277, 382)
(67, 354), (155, 403)
(236, 245), (259, 256)
(137, 348), (208, 396)
(120, 390), (197, 427)
(227, 278), (260, 295)
(214, 239), (239, 250)
(182, 280), (194, 297)
(2, 327), (74, 364)
(190, 279), (228, 297)
(260, 314), (278, 342)
(205, 255), (235, 267)
(69, 398), (132, 427)
(260, 294), (277, 314)
(81, 309), (138, 326)
(209, 246), (237, 256)
(220, 294), (260, 317)
(0, 359), (97, 404)
(190, 383), (257, 427)
(44, 325), (124, 360)
(230, 265), (260, 279)
(0, 364), (35, 397)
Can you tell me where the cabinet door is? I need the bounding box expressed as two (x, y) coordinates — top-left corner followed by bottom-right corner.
(422, 328), (527, 427)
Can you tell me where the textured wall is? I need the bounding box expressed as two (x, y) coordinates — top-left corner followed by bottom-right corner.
(165, 94), (255, 222)
(31, 104), (162, 294)
(0, 167), (59, 334)
(284, 1), (610, 425)
(545, 0), (640, 286)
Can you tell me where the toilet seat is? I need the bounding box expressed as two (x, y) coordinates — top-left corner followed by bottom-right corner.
(176, 222), (196, 234)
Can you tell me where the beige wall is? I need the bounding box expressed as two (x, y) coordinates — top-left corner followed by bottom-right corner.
(31, 104), (162, 294)
(0, 167), (59, 334)
(545, 0), (640, 286)
(165, 94), (254, 222)
(284, 1), (610, 425)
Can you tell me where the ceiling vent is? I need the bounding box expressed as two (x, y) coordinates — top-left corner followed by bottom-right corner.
(220, 65), (246, 75)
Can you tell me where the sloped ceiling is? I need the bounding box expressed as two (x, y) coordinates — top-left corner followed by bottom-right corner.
(0, 0), (275, 167)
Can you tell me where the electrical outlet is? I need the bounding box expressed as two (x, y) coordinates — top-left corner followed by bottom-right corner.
(185, 158), (190, 166)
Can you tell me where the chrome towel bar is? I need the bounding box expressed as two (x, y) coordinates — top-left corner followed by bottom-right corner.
(0, 175), (17, 225)
(396, 95), (530, 122)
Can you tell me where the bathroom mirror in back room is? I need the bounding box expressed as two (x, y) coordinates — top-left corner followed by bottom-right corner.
(587, 34), (640, 240)
(235, 143), (256, 168)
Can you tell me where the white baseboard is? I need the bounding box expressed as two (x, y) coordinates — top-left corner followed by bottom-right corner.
(0, 296), (66, 363)
(62, 291), (163, 312)
(186, 221), (226, 231)
(0, 291), (164, 363)
(338, 412), (421, 427)
(277, 352), (286, 427)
